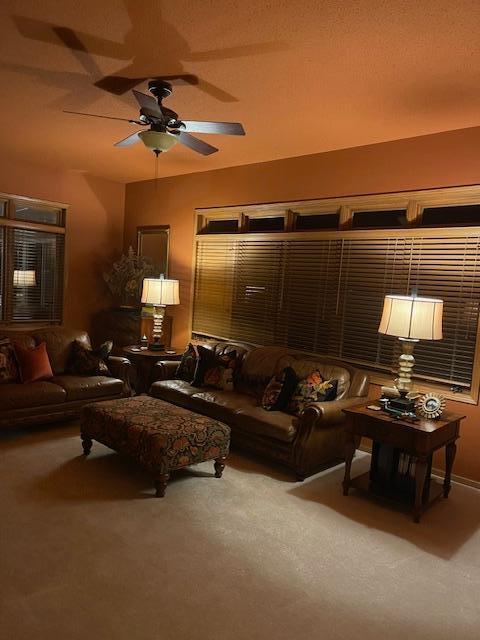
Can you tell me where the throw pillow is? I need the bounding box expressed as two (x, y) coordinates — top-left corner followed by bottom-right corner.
(289, 370), (338, 415)
(192, 345), (238, 391)
(175, 343), (198, 383)
(0, 338), (20, 384)
(13, 341), (53, 384)
(67, 340), (112, 376)
(262, 366), (297, 411)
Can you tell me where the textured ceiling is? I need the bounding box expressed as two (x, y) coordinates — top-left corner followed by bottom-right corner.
(1, 0), (480, 183)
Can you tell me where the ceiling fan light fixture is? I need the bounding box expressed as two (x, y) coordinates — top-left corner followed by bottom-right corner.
(138, 130), (178, 154)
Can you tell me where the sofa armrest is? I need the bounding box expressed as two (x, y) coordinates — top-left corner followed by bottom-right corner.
(151, 360), (181, 382)
(108, 356), (133, 395)
(302, 397), (367, 426)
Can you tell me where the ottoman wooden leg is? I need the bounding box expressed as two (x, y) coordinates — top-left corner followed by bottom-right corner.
(155, 473), (170, 498)
(81, 434), (93, 456)
(214, 456), (227, 478)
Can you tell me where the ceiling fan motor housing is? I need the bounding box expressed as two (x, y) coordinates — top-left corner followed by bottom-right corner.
(148, 79), (173, 100)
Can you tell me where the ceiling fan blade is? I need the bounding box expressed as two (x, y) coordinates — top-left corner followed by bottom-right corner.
(63, 110), (142, 124)
(162, 74), (199, 86)
(132, 90), (162, 117)
(114, 132), (142, 147)
(180, 120), (245, 136)
(175, 132), (218, 155)
(95, 76), (148, 94)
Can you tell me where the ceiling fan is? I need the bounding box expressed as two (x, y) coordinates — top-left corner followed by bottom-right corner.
(64, 78), (245, 156)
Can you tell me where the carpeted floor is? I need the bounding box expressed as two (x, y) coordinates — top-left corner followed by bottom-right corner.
(1, 421), (480, 640)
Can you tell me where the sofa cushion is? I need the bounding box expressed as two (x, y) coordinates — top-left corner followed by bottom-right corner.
(275, 355), (350, 400)
(32, 328), (91, 375)
(50, 375), (123, 401)
(190, 390), (257, 422)
(0, 381), (66, 410)
(0, 331), (35, 350)
(149, 379), (201, 405)
(234, 406), (298, 443)
(236, 346), (289, 396)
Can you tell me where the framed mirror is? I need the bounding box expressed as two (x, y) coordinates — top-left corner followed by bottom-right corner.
(137, 225), (170, 276)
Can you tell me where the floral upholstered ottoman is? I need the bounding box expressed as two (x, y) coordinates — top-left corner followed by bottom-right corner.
(80, 396), (230, 497)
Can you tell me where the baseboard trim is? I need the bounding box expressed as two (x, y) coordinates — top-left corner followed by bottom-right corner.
(358, 445), (480, 490)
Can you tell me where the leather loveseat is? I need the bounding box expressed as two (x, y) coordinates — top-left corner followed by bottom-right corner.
(0, 327), (131, 429)
(149, 341), (369, 479)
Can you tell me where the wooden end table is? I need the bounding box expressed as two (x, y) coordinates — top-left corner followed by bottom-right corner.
(342, 404), (465, 523)
(122, 345), (182, 394)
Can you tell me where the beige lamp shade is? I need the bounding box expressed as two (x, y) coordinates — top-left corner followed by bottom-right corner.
(13, 270), (36, 287)
(141, 277), (180, 306)
(378, 294), (443, 340)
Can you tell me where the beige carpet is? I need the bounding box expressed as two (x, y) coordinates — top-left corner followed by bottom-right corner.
(1, 421), (480, 640)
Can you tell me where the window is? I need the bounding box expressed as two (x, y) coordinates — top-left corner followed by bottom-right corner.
(194, 186), (480, 402)
(351, 209), (407, 229)
(202, 218), (238, 234)
(0, 194), (66, 324)
(247, 215), (285, 232)
(294, 212), (340, 230)
(421, 204), (480, 227)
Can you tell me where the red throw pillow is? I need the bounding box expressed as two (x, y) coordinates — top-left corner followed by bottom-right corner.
(13, 342), (53, 383)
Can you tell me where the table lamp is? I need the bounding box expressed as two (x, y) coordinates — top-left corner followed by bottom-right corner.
(141, 276), (180, 350)
(378, 292), (443, 410)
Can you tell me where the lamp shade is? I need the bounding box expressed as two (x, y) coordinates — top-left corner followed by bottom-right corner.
(378, 294), (443, 340)
(138, 130), (177, 153)
(13, 270), (36, 287)
(141, 277), (180, 306)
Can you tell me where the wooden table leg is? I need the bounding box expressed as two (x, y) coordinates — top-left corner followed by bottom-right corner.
(81, 433), (92, 456)
(155, 473), (169, 498)
(214, 456), (227, 478)
(444, 441), (457, 498)
(343, 431), (356, 496)
(413, 458), (428, 523)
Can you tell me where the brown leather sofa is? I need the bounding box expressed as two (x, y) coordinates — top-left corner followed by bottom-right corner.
(0, 327), (131, 429)
(149, 341), (369, 479)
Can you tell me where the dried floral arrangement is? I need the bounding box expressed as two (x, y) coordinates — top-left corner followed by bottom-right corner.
(103, 246), (156, 307)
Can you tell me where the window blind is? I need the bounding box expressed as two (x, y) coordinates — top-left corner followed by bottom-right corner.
(6, 228), (65, 322)
(192, 233), (480, 391)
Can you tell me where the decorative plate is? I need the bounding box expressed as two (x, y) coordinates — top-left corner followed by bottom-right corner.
(415, 393), (445, 420)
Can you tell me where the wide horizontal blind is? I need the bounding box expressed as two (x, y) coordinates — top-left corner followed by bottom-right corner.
(279, 239), (342, 353)
(6, 228), (65, 322)
(407, 236), (480, 386)
(231, 241), (284, 344)
(192, 240), (235, 338)
(192, 233), (480, 390)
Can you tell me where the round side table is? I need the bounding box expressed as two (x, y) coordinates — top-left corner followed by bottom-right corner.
(122, 345), (182, 394)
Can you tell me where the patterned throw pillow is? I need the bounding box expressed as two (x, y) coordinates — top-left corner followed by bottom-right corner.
(192, 346), (238, 391)
(262, 366), (297, 411)
(0, 338), (20, 384)
(67, 340), (112, 376)
(289, 370), (338, 415)
(175, 343), (198, 383)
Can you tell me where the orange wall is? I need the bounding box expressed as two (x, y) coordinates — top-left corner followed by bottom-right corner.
(124, 126), (480, 482)
(0, 157), (125, 332)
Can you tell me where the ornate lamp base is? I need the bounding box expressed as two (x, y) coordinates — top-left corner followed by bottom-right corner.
(149, 304), (166, 350)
